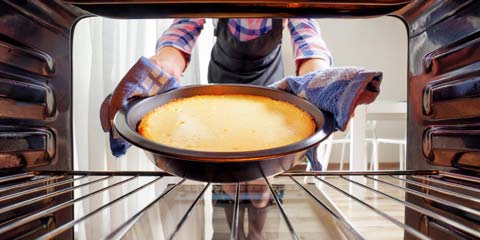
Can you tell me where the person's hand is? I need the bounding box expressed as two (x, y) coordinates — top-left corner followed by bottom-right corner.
(149, 46), (187, 81)
(100, 56), (180, 133)
(270, 66), (382, 132)
(99, 57), (180, 156)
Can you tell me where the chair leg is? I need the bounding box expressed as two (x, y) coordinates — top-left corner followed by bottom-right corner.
(372, 141), (379, 171)
(339, 142), (347, 171)
(399, 144), (405, 170)
(369, 142), (374, 171)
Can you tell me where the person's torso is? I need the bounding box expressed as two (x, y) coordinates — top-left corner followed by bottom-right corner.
(208, 18), (285, 85)
(212, 18), (286, 42)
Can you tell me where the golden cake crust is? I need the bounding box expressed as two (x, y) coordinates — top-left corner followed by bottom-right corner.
(138, 94), (315, 152)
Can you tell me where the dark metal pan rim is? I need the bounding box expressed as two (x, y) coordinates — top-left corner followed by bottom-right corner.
(114, 84), (334, 162)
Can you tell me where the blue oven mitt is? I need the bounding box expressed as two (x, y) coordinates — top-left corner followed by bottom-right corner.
(100, 56), (179, 157)
(270, 67), (383, 170)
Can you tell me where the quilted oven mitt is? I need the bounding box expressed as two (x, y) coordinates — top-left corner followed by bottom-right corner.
(270, 67), (383, 170)
(100, 56), (179, 157)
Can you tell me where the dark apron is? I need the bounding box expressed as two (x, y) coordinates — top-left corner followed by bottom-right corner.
(208, 18), (284, 86)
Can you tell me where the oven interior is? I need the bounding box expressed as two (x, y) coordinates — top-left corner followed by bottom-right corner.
(0, 0), (479, 239)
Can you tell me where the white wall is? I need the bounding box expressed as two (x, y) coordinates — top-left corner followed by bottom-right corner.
(282, 17), (408, 164)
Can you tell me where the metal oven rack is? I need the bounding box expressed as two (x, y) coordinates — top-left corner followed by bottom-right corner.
(0, 170), (478, 239)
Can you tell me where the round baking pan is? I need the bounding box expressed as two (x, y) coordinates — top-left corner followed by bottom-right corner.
(114, 84), (334, 182)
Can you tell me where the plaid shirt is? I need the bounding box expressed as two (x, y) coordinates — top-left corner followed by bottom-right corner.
(157, 18), (332, 72)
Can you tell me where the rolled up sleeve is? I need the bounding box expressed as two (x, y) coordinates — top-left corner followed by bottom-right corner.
(288, 19), (333, 72)
(156, 18), (206, 62)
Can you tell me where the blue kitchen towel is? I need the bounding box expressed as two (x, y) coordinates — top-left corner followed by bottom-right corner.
(101, 56), (180, 157)
(270, 67), (382, 131)
(271, 67), (382, 171)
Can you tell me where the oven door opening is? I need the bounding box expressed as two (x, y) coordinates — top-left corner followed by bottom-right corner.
(0, 1), (479, 239)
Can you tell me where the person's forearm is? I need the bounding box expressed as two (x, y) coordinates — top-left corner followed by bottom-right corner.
(156, 47), (187, 70)
(297, 58), (330, 76)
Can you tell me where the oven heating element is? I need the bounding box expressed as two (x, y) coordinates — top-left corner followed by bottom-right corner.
(0, 170), (477, 239)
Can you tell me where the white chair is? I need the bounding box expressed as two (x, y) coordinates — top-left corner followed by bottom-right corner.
(372, 138), (406, 170)
(366, 120), (406, 170)
(317, 124), (375, 171)
(317, 133), (351, 171)
(317, 120), (406, 171)
(366, 102), (407, 170)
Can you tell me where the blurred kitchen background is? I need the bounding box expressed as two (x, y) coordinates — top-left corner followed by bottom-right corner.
(73, 17), (407, 171)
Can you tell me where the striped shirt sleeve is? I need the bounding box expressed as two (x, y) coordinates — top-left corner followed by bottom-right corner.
(156, 18), (206, 62)
(288, 19), (332, 71)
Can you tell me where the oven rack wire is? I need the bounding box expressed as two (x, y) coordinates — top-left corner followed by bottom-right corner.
(0, 170), (477, 239)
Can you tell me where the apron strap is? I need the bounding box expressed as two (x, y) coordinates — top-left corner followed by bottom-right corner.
(272, 18), (283, 34)
(214, 18), (228, 37)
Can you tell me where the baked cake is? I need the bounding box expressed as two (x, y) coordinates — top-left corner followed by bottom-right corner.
(138, 94), (315, 152)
